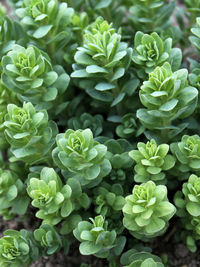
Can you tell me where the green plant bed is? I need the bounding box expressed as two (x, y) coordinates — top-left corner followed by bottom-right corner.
(0, 0), (200, 266)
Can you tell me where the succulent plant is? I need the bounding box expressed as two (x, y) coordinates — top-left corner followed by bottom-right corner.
(0, 168), (29, 219)
(120, 249), (165, 267)
(132, 31), (175, 75)
(116, 113), (144, 139)
(27, 167), (74, 225)
(123, 181), (176, 239)
(2, 45), (70, 113)
(170, 135), (200, 175)
(71, 16), (132, 106)
(73, 215), (117, 258)
(0, 229), (39, 267)
(3, 102), (58, 164)
(129, 139), (176, 184)
(52, 128), (111, 187)
(67, 113), (104, 137)
(137, 62), (198, 139)
(34, 224), (62, 255)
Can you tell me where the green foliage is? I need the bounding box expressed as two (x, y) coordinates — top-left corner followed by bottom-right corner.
(67, 113), (104, 137)
(137, 62), (198, 140)
(116, 113), (144, 139)
(3, 102), (58, 164)
(16, 0), (74, 53)
(1, 0), (200, 265)
(52, 128), (111, 187)
(0, 229), (39, 267)
(170, 135), (200, 176)
(27, 167), (74, 225)
(2, 45), (70, 113)
(34, 224), (62, 255)
(120, 249), (165, 267)
(73, 215), (118, 258)
(132, 31), (175, 76)
(123, 181), (176, 239)
(129, 139), (176, 184)
(128, 0), (176, 33)
(0, 168), (29, 219)
(71, 17), (132, 106)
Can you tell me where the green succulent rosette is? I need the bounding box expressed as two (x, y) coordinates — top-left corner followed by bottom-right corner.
(34, 224), (62, 255)
(93, 182), (125, 216)
(16, 0), (74, 53)
(123, 181), (176, 239)
(0, 168), (29, 219)
(73, 215), (117, 258)
(0, 229), (40, 267)
(52, 128), (111, 187)
(132, 31), (174, 75)
(182, 174), (200, 217)
(67, 113), (104, 137)
(129, 139), (176, 184)
(137, 62), (198, 137)
(2, 45), (70, 114)
(170, 135), (200, 175)
(116, 113), (144, 139)
(27, 167), (74, 225)
(120, 249), (165, 267)
(3, 102), (58, 164)
(71, 17), (133, 106)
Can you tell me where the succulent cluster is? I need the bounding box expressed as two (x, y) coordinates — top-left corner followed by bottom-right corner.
(0, 0), (200, 266)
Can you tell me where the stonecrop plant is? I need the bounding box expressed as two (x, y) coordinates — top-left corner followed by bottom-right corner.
(1, 0), (200, 266)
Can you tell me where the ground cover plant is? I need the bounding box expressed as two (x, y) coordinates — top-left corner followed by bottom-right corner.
(1, 0), (200, 266)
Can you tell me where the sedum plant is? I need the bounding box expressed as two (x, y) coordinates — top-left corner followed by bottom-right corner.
(34, 224), (62, 255)
(0, 168), (29, 219)
(27, 167), (74, 225)
(137, 62), (198, 140)
(2, 0), (200, 266)
(120, 249), (165, 267)
(129, 139), (176, 184)
(3, 102), (58, 164)
(16, 0), (74, 55)
(67, 113), (104, 137)
(1, 45), (70, 114)
(71, 17), (133, 107)
(52, 128), (111, 187)
(123, 181), (176, 239)
(116, 113), (144, 139)
(73, 215), (118, 258)
(170, 135), (200, 177)
(0, 229), (39, 267)
(132, 31), (181, 77)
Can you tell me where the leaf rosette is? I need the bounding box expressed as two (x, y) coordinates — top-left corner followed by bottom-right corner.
(4, 102), (58, 164)
(132, 31), (172, 74)
(123, 181), (176, 239)
(73, 215), (117, 258)
(34, 224), (62, 255)
(52, 128), (111, 187)
(2, 45), (70, 113)
(0, 229), (39, 267)
(170, 135), (200, 174)
(137, 62), (198, 133)
(71, 17), (132, 106)
(27, 167), (74, 225)
(129, 139), (176, 184)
